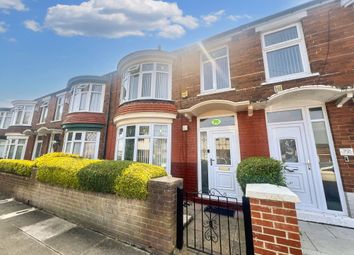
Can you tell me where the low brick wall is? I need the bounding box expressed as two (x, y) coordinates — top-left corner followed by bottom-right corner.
(246, 184), (302, 255)
(0, 171), (182, 255)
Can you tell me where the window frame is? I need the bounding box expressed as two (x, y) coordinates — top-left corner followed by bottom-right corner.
(62, 130), (100, 159)
(53, 94), (65, 121)
(261, 22), (312, 83)
(200, 46), (232, 94)
(32, 135), (44, 159)
(120, 62), (172, 104)
(0, 139), (6, 158)
(38, 101), (49, 124)
(0, 111), (12, 129)
(48, 133), (61, 153)
(115, 123), (171, 173)
(4, 136), (28, 160)
(12, 105), (35, 126)
(69, 83), (105, 113)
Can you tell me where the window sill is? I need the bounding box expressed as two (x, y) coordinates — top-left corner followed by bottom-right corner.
(68, 111), (104, 114)
(119, 98), (173, 106)
(262, 72), (320, 85)
(197, 88), (235, 97)
(37, 122), (45, 125)
(51, 120), (62, 123)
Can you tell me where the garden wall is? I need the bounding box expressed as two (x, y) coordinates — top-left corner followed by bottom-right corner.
(0, 171), (182, 255)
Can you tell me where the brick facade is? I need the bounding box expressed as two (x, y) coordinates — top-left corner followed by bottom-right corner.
(0, 171), (182, 255)
(1, 0), (354, 217)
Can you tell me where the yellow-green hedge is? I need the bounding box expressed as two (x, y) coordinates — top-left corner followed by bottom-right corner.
(35, 153), (100, 189)
(0, 153), (168, 199)
(115, 163), (167, 199)
(0, 159), (35, 177)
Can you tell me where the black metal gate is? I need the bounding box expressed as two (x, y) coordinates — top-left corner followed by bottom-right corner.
(176, 188), (254, 255)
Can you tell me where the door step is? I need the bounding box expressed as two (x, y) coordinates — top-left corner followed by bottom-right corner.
(297, 210), (354, 228)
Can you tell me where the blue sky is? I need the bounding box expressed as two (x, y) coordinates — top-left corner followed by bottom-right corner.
(0, 0), (309, 107)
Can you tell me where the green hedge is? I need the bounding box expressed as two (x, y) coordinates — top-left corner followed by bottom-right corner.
(35, 153), (99, 189)
(115, 163), (167, 199)
(77, 160), (133, 193)
(1, 153), (168, 199)
(0, 159), (34, 177)
(236, 157), (286, 193)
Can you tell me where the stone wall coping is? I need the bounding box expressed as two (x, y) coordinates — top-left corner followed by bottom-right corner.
(246, 184), (300, 203)
(149, 176), (183, 188)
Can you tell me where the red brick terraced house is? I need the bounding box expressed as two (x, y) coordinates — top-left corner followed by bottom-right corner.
(0, 0), (353, 226)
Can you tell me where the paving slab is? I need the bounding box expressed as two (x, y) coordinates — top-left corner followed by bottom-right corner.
(44, 226), (106, 255)
(21, 217), (76, 241)
(0, 201), (30, 215)
(84, 238), (149, 255)
(5, 209), (53, 228)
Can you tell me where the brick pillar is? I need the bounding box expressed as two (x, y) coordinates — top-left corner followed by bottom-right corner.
(246, 184), (302, 255)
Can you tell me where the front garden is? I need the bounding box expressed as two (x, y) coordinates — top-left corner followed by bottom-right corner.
(0, 152), (167, 200)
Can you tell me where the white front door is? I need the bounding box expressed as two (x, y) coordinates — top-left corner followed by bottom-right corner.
(208, 130), (239, 198)
(268, 123), (318, 210)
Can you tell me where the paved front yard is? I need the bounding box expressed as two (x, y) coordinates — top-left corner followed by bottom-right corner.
(300, 221), (354, 255)
(0, 193), (148, 255)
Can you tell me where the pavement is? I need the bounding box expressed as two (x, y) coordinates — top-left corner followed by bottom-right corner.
(300, 220), (354, 255)
(0, 193), (149, 255)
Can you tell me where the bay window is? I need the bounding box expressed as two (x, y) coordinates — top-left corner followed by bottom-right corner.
(70, 84), (104, 113)
(53, 95), (65, 121)
(0, 111), (12, 129)
(39, 101), (49, 124)
(32, 136), (44, 159)
(63, 131), (100, 159)
(13, 105), (34, 126)
(262, 23), (311, 82)
(0, 139), (6, 158)
(5, 137), (27, 159)
(116, 124), (171, 170)
(201, 47), (231, 93)
(120, 63), (171, 103)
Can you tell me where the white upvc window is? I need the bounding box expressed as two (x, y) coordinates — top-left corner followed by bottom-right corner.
(12, 105), (34, 126)
(32, 135), (44, 159)
(5, 137), (27, 159)
(115, 124), (171, 172)
(0, 111), (12, 129)
(70, 84), (104, 113)
(120, 62), (171, 104)
(63, 131), (100, 159)
(53, 95), (65, 121)
(0, 139), (6, 158)
(201, 46), (231, 94)
(48, 133), (61, 153)
(39, 101), (49, 124)
(261, 23), (312, 83)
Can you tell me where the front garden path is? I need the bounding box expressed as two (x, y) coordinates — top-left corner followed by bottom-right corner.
(0, 192), (148, 255)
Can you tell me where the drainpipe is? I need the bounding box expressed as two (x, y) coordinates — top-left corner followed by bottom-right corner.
(102, 75), (114, 159)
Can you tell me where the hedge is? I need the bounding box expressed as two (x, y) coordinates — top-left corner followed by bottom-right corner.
(77, 160), (133, 193)
(236, 157), (286, 193)
(0, 159), (34, 177)
(0, 153), (168, 199)
(35, 153), (99, 189)
(115, 163), (168, 200)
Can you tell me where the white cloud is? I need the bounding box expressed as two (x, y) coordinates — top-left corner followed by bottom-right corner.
(24, 20), (42, 32)
(227, 14), (252, 22)
(0, 0), (26, 11)
(43, 0), (199, 39)
(0, 21), (7, 33)
(201, 10), (225, 26)
(8, 37), (17, 43)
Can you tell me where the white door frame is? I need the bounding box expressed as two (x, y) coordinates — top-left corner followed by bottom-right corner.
(265, 103), (348, 216)
(197, 113), (242, 199)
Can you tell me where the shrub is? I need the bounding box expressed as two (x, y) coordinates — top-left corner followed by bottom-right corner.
(78, 160), (133, 193)
(35, 153), (99, 189)
(0, 159), (34, 177)
(236, 157), (286, 194)
(115, 163), (167, 199)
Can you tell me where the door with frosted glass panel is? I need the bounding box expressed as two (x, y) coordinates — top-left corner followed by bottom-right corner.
(209, 131), (239, 198)
(269, 123), (318, 210)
